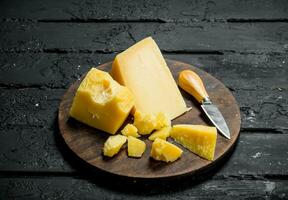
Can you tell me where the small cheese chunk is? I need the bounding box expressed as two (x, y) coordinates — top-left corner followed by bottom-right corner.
(127, 136), (146, 158)
(121, 124), (140, 137)
(150, 138), (183, 162)
(133, 111), (156, 135)
(69, 68), (134, 134)
(155, 112), (171, 130)
(111, 37), (189, 120)
(133, 111), (171, 135)
(171, 125), (217, 161)
(149, 127), (171, 141)
(103, 135), (127, 157)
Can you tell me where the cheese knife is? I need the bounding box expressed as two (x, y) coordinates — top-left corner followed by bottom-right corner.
(178, 70), (231, 139)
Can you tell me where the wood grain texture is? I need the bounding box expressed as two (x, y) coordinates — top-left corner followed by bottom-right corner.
(0, 0), (287, 198)
(0, 55), (287, 174)
(1, 53), (286, 130)
(0, 177), (287, 200)
(1, 22), (288, 53)
(1, 53), (287, 91)
(58, 59), (240, 178)
(1, 0), (287, 21)
(1, 124), (288, 176)
(1, 126), (288, 177)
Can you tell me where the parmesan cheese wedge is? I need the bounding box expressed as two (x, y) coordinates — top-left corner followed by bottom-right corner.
(111, 37), (189, 120)
(171, 125), (217, 161)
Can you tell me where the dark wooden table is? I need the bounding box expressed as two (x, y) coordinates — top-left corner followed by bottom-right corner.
(0, 0), (288, 199)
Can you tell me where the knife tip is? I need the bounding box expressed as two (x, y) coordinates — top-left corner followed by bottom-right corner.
(218, 129), (231, 139)
(225, 135), (231, 139)
(222, 132), (231, 139)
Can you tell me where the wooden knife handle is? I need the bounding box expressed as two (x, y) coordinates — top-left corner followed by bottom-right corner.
(178, 70), (209, 103)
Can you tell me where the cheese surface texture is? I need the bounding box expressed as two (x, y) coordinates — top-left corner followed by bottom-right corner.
(133, 111), (156, 135)
(127, 136), (146, 157)
(150, 138), (183, 162)
(133, 111), (171, 135)
(154, 112), (171, 130)
(111, 37), (188, 120)
(148, 127), (171, 141)
(103, 135), (127, 157)
(171, 125), (217, 161)
(121, 124), (140, 137)
(69, 68), (134, 134)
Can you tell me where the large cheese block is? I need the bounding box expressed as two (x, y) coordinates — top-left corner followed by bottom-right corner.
(171, 125), (217, 161)
(69, 68), (134, 134)
(111, 37), (189, 120)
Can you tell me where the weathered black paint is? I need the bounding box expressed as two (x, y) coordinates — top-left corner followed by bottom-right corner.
(0, 0), (288, 199)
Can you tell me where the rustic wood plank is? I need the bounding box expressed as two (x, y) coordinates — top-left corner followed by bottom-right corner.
(0, 89), (287, 191)
(167, 54), (288, 91)
(0, 53), (114, 88)
(165, 54), (288, 130)
(1, 22), (288, 53)
(1, 87), (287, 132)
(0, 53), (287, 91)
(0, 0), (287, 21)
(0, 177), (287, 199)
(235, 90), (288, 131)
(0, 88), (64, 130)
(0, 67), (287, 179)
(0, 0), (287, 197)
(220, 134), (288, 176)
(1, 53), (287, 130)
(0, 88), (287, 175)
(0, 98), (288, 177)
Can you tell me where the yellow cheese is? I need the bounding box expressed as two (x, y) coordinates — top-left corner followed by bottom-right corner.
(155, 112), (171, 130)
(171, 125), (217, 161)
(133, 111), (170, 135)
(133, 111), (157, 135)
(149, 127), (171, 141)
(69, 68), (134, 134)
(111, 37), (189, 120)
(127, 136), (146, 158)
(121, 124), (140, 137)
(103, 135), (127, 157)
(150, 138), (183, 162)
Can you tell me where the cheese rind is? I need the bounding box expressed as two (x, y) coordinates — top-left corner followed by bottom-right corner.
(127, 136), (146, 157)
(171, 125), (217, 161)
(103, 135), (127, 157)
(150, 138), (183, 162)
(69, 68), (134, 134)
(148, 127), (171, 141)
(111, 37), (189, 120)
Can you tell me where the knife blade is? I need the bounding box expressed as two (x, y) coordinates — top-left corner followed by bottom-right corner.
(178, 70), (231, 139)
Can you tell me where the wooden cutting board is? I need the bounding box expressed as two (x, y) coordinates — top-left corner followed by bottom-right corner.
(58, 59), (241, 179)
